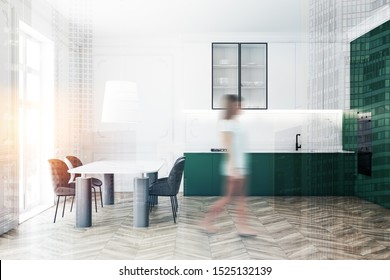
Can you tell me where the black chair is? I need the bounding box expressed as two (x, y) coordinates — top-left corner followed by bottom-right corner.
(48, 159), (76, 223)
(65, 156), (103, 212)
(151, 156), (185, 207)
(149, 157), (185, 223)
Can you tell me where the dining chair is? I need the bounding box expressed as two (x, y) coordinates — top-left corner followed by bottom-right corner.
(149, 157), (185, 223)
(65, 156), (103, 212)
(48, 159), (76, 223)
(150, 156), (185, 207)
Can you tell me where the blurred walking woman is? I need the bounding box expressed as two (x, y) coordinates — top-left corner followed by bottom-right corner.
(202, 94), (256, 236)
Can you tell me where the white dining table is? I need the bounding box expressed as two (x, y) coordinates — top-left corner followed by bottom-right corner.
(68, 159), (164, 228)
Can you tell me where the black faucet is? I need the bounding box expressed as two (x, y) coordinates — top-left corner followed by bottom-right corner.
(296, 134), (301, 151)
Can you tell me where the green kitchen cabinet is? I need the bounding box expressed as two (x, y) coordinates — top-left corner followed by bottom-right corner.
(274, 153), (303, 195)
(183, 153), (224, 196)
(183, 153), (213, 195)
(211, 153), (224, 195)
(184, 153), (275, 196)
(184, 152), (355, 196)
(249, 153), (274, 195)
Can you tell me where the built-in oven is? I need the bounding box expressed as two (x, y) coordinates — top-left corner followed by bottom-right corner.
(357, 112), (372, 176)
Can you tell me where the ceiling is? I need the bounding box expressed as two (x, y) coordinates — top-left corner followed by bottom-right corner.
(49, 0), (309, 36)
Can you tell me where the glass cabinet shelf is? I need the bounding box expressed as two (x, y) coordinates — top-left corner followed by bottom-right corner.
(241, 64), (266, 68)
(212, 65), (239, 67)
(212, 43), (268, 109)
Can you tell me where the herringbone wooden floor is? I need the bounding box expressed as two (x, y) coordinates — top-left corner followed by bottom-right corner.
(1, 193), (390, 259)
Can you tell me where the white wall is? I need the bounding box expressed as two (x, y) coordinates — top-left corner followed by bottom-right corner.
(179, 33), (308, 110)
(92, 32), (310, 191)
(184, 110), (343, 152)
(93, 37), (179, 190)
(30, 0), (53, 39)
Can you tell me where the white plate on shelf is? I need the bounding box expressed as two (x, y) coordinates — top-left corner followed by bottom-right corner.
(219, 59), (230, 65)
(253, 81), (264, 86)
(241, 81), (251, 87)
(218, 77), (229, 86)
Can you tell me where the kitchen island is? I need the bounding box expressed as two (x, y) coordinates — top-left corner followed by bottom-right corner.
(184, 151), (356, 196)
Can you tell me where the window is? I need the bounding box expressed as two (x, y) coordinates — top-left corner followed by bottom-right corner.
(18, 22), (54, 222)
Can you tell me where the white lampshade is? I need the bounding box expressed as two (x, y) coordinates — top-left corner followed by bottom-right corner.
(102, 81), (139, 123)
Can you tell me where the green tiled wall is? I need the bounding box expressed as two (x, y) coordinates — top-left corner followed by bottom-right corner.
(347, 20), (390, 208)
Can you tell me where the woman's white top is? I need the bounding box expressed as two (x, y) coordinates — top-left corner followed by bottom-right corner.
(219, 117), (249, 177)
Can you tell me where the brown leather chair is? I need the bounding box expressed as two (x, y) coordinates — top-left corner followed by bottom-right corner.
(65, 156), (103, 212)
(48, 159), (76, 223)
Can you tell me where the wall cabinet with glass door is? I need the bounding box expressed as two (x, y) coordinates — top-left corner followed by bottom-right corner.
(212, 43), (267, 109)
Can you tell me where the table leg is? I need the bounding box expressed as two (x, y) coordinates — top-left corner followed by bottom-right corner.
(146, 172), (158, 205)
(76, 177), (92, 228)
(103, 173), (114, 205)
(133, 177), (149, 228)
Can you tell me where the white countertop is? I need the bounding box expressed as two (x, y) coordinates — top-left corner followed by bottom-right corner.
(185, 150), (355, 154)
